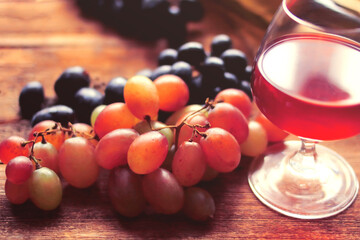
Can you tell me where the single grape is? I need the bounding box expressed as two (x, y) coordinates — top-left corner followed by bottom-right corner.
(19, 81), (45, 119)
(255, 113), (288, 142)
(90, 104), (106, 127)
(104, 77), (127, 104)
(58, 137), (99, 188)
(240, 121), (268, 157)
(31, 105), (75, 127)
(54, 66), (90, 106)
(221, 72), (240, 89)
(133, 120), (174, 149)
(142, 168), (184, 214)
(124, 75), (159, 120)
(177, 42), (206, 68)
(172, 141), (206, 187)
(214, 88), (252, 119)
(5, 180), (29, 205)
(211, 34), (232, 57)
(170, 61), (193, 84)
(28, 120), (65, 151)
(128, 131), (168, 175)
(207, 102), (249, 145)
(221, 49), (248, 77)
(158, 48), (178, 66)
(200, 57), (225, 88)
(74, 87), (104, 124)
(136, 68), (153, 79)
(32, 141), (59, 173)
(94, 102), (139, 139)
(183, 187), (215, 221)
(0, 136), (29, 164)
(238, 80), (253, 100)
(154, 74), (189, 112)
(200, 127), (241, 173)
(95, 129), (139, 170)
(6, 156), (33, 184)
(28, 167), (62, 211)
(108, 167), (146, 217)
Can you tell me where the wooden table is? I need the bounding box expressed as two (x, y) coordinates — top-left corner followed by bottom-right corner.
(0, 0), (359, 239)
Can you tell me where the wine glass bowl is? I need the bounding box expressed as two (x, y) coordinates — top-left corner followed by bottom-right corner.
(248, 0), (359, 219)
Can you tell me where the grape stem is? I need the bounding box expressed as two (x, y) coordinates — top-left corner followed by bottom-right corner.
(146, 98), (215, 150)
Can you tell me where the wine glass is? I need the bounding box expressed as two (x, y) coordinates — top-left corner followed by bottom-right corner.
(248, 0), (360, 219)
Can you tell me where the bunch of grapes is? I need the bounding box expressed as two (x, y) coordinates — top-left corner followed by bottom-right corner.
(2, 68), (288, 220)
(75, 0), (204, 47)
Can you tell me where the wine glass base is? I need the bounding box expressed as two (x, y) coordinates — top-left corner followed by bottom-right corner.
(248, 141), (359, 219)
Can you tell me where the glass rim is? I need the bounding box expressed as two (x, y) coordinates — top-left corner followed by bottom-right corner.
(282, 0), (360, 33)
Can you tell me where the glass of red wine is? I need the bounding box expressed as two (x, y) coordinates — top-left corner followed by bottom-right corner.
(248, 0), (360, 219)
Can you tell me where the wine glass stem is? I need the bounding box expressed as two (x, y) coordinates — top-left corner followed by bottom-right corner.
(289, 138), (318, 174)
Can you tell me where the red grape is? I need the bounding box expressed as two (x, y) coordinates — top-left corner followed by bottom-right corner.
(6, 156), (34, 184)
(172, 141), (206, 187)
(95, 129), (139, 170)
(5, 180), (29, 205)
(154, 74), (189, 112)
(183, 187), (216, 221)
(214, 88), (252, 118)
(128, 131), (168, 174)
(124, 75), (159, 120)
(71, 123), (98, 148)
(165, 104), (203, 125)
(201, 165), (219, 181)
(0, 136), (29, 164)
(200, 128), (241, 173)
(207, 102), (249, 145)
(142, 168), (184, 214)
(28, 167), (62, 211)
(94, 102), (140, 139)
(108, 167), (146, 217)
(28, 120), (65, 151)
(58, 137), (99, 188)
(33, 141), (59, 173)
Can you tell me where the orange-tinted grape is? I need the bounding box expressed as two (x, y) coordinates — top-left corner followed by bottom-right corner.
(95, 129), (139, 170)
(255, 113), (288, 142)
(172, 142), (206, 187)
(200, 128), (241, 173)
(28, 167), (62, 211)
(94, 102), (139, 139)
(154, 74), (189, 112)
(28, 120), (65, 151)
(33, 141), (59, 173)
(124, 75), (159, 120)
(6, 156), (33, 184)
(108, 167), (146, 217)
(128, 131), (168, 174)
(207, 102), (249, 145)
(177, 113), (209, 146)
(58, 137), (99, 188)
(214, 88), (252, 118)
(183, 187), (215, 221)
(0, 136), (29, 164)
(134, 120), (174, 149)
(5, 180), (29, 205)
(142, 168), (184, 214)
(240, 121), (268, 157)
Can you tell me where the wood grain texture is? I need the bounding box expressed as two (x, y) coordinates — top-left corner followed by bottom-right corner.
(0, 0), (359, 239)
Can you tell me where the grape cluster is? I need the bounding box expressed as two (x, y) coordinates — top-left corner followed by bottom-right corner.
(3, 69), (288, 220)
(75, 0), (204, 47)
